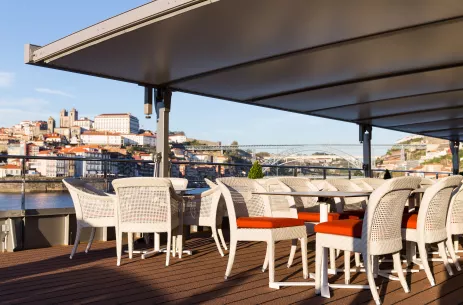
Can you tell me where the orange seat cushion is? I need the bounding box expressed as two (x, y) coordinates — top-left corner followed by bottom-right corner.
(401, 213), (417, 229)
(236, 217), (305, 229)
(298, 212), (340, 222)
(314, 219), (363, 238)
(339, 210), (365, 220)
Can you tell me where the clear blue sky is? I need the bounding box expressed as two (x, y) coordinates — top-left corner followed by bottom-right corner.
(0, 0), (409, 147)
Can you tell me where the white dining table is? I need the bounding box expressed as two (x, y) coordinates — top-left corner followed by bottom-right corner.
(251, 190), (372, 292)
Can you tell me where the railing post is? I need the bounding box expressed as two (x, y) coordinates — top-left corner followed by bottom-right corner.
(218, 165), (222, 178)
(348, 168), (352, 179)
(293, 167), (297, 177)
(322, 168), (327, 180)
(21, 158), (26, 210)
(103, 160), (108, 192)
(436, 172), (439, 180)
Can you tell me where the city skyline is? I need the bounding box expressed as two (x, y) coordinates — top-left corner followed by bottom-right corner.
(0, 0), (410, 147)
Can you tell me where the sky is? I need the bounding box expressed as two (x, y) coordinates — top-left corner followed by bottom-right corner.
(0, 0), (410, 149)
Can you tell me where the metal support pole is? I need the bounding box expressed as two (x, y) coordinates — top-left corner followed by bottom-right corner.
(155, 88), (172, 178)
(323, 168), (327, 180)
(450, 140), (460, 175)
(359, 125), (372, 178)
(348, 168), (352, 179)
(21, 158), (26, 210)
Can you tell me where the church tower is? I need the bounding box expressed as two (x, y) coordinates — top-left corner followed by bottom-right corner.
(47, 116), (55, 133)
(60, 109), (68, 128)
(70, 108), (78, 127)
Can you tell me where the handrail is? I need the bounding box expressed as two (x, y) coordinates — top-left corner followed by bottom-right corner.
(0, 154), (453, 175)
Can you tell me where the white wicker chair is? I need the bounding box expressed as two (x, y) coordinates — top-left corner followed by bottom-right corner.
(401, 175), (463, 286)
(183, 185), (228, 256)
(352, 178), (386, 191)
(112, 177), (183, 266)
(446, 184), (463, 271)
(63, 178), (116, 259)
(204, 178), (218, 189)
(325, 178), (368, 212)
(420, 177), (436, 187)
(216, 177), (308, 288)
(276, 177), (320, 212)
(168, 178), (188, 191)
(315, 177), (421, 305)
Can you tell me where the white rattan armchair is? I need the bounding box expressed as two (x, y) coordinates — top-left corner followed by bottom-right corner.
(352, 178), (386, 191)
(401, 175), (463, 286)
(63, 178), (116, 259)
(112, 177), (183, 266)
(168, 178), (188, 190)
(315, 177), (421, 305)
(216, 177), (308, 288)
(183, 185), (228, 256)
(276, 177), (320, 212)
(446, 184), (463, 271)
(325, 178), (368, 212)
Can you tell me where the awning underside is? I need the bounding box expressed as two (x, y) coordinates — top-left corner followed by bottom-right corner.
(27, 0), (463, 141)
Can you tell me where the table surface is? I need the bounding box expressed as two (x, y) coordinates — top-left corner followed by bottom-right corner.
(252, 191), (372, 198)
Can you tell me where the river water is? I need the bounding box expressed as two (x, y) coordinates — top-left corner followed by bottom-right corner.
(0, 188), (208, 211)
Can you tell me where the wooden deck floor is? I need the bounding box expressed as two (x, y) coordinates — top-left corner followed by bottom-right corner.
(0, 232), (462, 304)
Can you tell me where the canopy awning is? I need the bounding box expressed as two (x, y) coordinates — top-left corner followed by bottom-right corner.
(25, 0), (463, 141)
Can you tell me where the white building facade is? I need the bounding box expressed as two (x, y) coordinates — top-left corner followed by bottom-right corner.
(73, 117), (93, 130)
(81, 131), (124, 146)
(122, 133), (156, 147)
(94, 113), (139, 134)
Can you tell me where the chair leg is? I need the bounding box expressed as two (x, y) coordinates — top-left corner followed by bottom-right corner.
(355, 252), (361, 267)
(393, 252), (409, 293)
(70, 224), (82, 259)
(172, 234), (177, 258)
(344, 251), (351, 284)
(177, 226), (183, 259)
(128, 232), (133, 259)
(329, 248), (336, 272)
(438, 241), (453, 276)
(165, 231), (172, 266)
(287, 239), (298, 268)
(300, 236), (308, 279)
(211, 226), (224, 257)
(262, 249), (269, 272)
(268, 241), (276, 287)
(373, 255), (379, 279)
(417, 241), (435, 286)
(363, 252), (381, 305)
(225, 237), (237, 279)
(85, 228), (96, 254)
(447, 235), (461, 271)
(218, 227), (228, 250)
(116, 230), (122, 266)
(315, 241), (322, 294)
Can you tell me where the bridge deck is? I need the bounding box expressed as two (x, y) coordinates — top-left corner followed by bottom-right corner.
(0, 231), (461, 304)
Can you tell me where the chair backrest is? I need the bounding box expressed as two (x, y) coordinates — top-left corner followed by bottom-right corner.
(420, 178), (436, 187)
(352, 178), (386, 191)
(112, 177), (179, 232)
(325, 178), (366, 211)
(204, 178), (217, 188)
(261, 178), (298, 217)
(168, 178), (188, 190)
(447, 184), (463, 234)
(216, 177), (272, 231)
(276, 177), (319, 211)
(63, 178), (113, 222)
(417, 175), (463, 243)
(363, 177), (422, 255)
(310, 179), (326, 190)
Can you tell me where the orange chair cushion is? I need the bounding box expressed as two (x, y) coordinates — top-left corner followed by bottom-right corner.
(401, 213), (418, 229)
(314, 219), (363, 238)
(236, 217), (305, 229)
(339, 210), (365, 220)
(298, 212), (340, 222)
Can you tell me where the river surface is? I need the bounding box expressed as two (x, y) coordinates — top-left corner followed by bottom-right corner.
(0, 188), (208, 210)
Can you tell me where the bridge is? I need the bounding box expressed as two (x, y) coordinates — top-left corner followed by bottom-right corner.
(180, 143), (426, 168)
